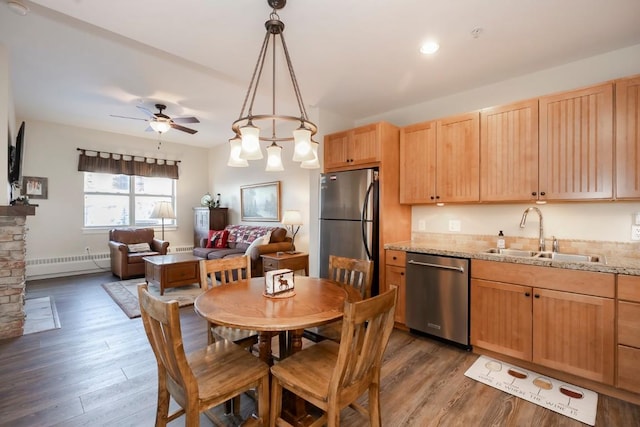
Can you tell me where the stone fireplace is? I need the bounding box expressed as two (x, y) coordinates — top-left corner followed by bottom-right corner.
(0, 205), (36, 339)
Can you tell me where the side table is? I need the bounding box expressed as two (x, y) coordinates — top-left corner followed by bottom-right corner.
(261, 252), (309, 276)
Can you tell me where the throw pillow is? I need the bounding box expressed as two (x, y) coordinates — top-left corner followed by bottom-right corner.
(127, 242), (151, 253)
(214, 230), (230, 249)
(244, 233), (267, 256)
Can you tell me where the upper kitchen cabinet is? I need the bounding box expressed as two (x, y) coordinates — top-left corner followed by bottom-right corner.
(615, 75), (640, 199)
(323, 122), (396, 172)
(538, 82), (614, 201)
(400, 112), (480, 204)
(480, 100), (539, 202)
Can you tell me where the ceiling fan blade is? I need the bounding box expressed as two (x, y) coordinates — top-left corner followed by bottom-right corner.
(171, 123), (198, 134)
(145, 125), (154, 132)
(172, 116), (200, 124)
(110, 114), (148, 121)
(136, 105), (155, 117)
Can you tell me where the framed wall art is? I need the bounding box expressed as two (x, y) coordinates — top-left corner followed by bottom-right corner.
(240, 181), (281, 222)
(22, 176), (48, 199)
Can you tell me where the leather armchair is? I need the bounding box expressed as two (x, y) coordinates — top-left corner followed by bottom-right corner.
(108, 228), (169, 279)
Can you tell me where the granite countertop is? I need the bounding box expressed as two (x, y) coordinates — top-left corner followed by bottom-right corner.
(385, 240), (640, 276)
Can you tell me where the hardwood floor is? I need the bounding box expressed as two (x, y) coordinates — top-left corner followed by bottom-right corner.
(1, 272), (639, 426)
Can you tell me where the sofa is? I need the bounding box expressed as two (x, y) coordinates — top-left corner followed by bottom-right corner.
(108, 228), (169, 279)
(193, 224), (293, 277)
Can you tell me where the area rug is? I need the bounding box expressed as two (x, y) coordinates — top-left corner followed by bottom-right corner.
(464, 355), (597, 426)
(102, 279), (205, 318)
(24, 296), (61, 334)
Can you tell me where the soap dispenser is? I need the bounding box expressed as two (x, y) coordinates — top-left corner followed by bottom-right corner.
(497, 231), (505, 249)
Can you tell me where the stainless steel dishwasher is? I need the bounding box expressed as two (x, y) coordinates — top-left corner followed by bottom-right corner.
(405, 252), (470, 348)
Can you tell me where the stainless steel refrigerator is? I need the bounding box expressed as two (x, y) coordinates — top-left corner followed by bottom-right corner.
(319, 168), (379, 295)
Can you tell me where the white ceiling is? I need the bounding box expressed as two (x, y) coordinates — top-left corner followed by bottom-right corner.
(2, 0), (640, 148)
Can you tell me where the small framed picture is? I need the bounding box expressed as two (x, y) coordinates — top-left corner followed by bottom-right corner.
(22, 176), (48, 199)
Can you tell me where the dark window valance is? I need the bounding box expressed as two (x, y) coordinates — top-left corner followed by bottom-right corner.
(77, 148), (180, 179)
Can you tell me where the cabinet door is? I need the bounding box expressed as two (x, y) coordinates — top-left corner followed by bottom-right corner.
(532, 287), (614, 385)
(436, 112), (480, 202)
(193, 207), (209, 247)
(386, 265), (406, 325)
(615, 75), (640, 199)
(324, 130), (351, 170)
(539, 82), (614, 200)
(351, 124), (380, 166)
(399, 121), (437, 204)
(470, 278), (532, 360)
(480, 100), (539, 202)
(209, 208), (228, 231)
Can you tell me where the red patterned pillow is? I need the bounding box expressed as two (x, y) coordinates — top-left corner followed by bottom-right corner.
(206, 230), (229, 248)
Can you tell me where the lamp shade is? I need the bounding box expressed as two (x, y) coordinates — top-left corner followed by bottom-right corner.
(150, 201), (176, 219)
(300, 141), (320, 169)
(281, 210), (302, 225)
(149, 119), (171, 133)
(265, 143), (284, 171)
(227, 136), (249, 167)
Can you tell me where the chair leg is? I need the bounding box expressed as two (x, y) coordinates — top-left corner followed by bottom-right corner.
(184, 403), (199, 427)
(368, 382), (381, 427)
(326, 407), (340, 427)
(207, 321), (215, 345)
(269, 376), (283, 427)
(258, 374), (270, 425)
(155, 372), (170, 427)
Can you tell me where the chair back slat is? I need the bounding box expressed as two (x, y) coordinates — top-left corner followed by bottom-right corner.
(137, 284), (197, 396)
(329, 288), (397, 397)
(328, 255), (374, 299)
(200, 256), (251, 288)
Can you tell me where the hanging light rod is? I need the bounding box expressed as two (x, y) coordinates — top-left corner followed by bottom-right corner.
(228, 0), (319, 171)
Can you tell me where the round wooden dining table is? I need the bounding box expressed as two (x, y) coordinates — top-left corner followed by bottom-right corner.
(194, 276), (362, 365)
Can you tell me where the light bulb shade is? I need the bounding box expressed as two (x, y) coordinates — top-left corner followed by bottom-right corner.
(239, 124), (263, 160)
(281, 210), (303, 225)
(150, 201), (176, 219)
(300, 141), (320, 169)
(292, 127), (315, 161)
(227, 136), (249, 167)
(265, 144), (284, 171)
(149, 120), (171, 133)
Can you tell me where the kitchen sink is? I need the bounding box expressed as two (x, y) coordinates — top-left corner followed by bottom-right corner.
(484, 248), (539, 257)
(535, 251), (602, 263)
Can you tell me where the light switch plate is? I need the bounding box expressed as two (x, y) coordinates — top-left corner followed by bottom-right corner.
(449, 219), (461, 232)
(632, 225), (640, 241)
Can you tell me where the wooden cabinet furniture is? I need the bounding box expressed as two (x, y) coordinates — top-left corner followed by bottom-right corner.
(471, 260), (615, 385)
(617, 275), (640, 393)
(400, 112), (480, 204)
(193, 207), (228, 247)
(261, 252), (309, 276)
(480, 99), (539, 202)
(615, 75), (640, 199)
(538, 82), (614, 201)
(144, 253), (202, 296)
(323, 122), (384, 171)
(384, 250), (406, 326)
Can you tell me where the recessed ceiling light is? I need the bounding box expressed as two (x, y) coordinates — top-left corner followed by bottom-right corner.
(7, 1), (29, 16)
(420, 41), (440, 55)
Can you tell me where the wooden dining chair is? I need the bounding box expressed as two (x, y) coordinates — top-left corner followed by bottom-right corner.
(199, 256), (260, 350)
(137, 283), (269, 427)
(270, 287), (397, 427)
(304, 254), (374, 342)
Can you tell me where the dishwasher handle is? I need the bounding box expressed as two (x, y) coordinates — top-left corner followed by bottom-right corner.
(407, 259), (465, 273)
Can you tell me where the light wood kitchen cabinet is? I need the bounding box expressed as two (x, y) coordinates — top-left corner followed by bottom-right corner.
(480, 99), (539, 202)
(538, 82), (614, 201)
(471, 260), (615, 385)
(385, 250), (406, 326)
(615, 75), (640, 199)
(617, 274), (640, 393)
(400, 112), (480, 204)
(323, 122), (390, 171)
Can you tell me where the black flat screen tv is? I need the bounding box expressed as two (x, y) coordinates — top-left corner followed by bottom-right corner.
(8, 121), (25, 184)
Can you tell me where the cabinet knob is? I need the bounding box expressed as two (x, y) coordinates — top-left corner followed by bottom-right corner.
(525, 292), (530, 297)
(534, 294), (540, 298)
(435, 195), (440, 200)
(430, 196), (435, 200)
(392, 256), (397, 260)
(400, 272), (404, 276)
(531, 192), (537, 196)
(540, 191), (546, 196)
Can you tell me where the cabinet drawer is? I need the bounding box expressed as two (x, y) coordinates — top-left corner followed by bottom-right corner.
(263, 258), (279, 270)
(619, 274), (640, 302)
(618, 301), (640, 347)
(618, 345), (640, 394)
(385, 250), (406, 267)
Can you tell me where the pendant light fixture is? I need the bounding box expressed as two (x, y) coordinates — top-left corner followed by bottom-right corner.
(228, 0), (319, 171)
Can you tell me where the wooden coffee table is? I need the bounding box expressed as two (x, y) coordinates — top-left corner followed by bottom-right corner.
(143, 253), (203, 295)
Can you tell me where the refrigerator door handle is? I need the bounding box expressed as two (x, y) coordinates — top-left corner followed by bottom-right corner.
(361, 180), (374, 260)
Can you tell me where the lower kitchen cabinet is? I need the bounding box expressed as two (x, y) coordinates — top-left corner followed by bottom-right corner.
(471, 260), (615, 385)
(385, 250), (406, 326)
(617, 275), (640, 393)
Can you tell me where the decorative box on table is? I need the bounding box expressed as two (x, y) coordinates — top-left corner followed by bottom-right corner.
(265, 268), (295, 297)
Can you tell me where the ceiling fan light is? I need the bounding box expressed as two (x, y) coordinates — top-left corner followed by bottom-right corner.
(227, 136), (249, 167)
(292, 126), (314, 161)
(265, 143), (284, 171)
(300, 141), (320, 169)
(239, 123), (263, 160)
(149, 120), (171, 133)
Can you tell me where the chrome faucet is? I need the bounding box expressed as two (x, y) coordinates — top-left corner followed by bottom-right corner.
(520, 207), (545, 252)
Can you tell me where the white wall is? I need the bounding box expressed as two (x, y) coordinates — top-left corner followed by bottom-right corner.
(21, 120), (209, 277)
(1, 43), (14, 204)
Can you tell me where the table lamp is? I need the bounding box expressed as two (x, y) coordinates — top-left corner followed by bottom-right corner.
(150, 201), (176, 240)
(281, 210), (302, 253)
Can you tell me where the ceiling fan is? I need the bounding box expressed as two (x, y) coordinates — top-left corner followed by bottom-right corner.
(111, 103), (200, 134)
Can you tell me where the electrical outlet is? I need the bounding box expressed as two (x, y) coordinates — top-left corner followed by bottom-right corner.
(418, 220), (426, 231)
(84, 246), (90, 253)
(449, 219), (461, 232)
(632, 225), (640, 241)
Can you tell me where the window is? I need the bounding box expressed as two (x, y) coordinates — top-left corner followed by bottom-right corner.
(83, 172), (176, 228)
